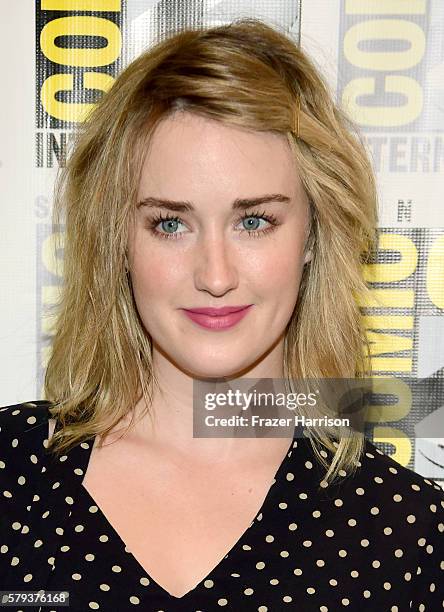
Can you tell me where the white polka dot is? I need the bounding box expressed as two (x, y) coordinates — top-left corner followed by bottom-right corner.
(140, 577), (150, 586)
(112, 565), (121, 572)
(85, 554), (95, 561)
(99, 535), (108, 542)
(72, 573), (82, 580)
(256, 562), (265, 569)
(89, 602), (99, 609)
(218, 598), (228, 606)
(23, 574), (32, 582)
(129, 596), (140, 605)
(244, 588), (254, 595)
(204, 580), (214, 587)
(100, 584), (110, 591)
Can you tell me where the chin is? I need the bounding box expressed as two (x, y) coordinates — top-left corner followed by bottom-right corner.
(174, 353), (256, 380)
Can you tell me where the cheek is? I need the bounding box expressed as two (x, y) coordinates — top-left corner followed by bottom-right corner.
(246, 237), (305, 293)
(130, 241), (184, 302)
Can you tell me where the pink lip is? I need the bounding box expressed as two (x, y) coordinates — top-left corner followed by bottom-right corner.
(182, 305), (253, 330)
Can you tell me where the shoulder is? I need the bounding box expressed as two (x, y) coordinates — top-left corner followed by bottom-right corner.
(0, 400), (54, 477)
(335, 436), (444, 541)
(359, 437), (444, 501)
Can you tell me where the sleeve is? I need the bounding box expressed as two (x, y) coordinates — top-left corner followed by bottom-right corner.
(408, 483), (444, 610)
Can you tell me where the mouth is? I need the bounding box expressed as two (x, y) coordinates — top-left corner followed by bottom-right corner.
(181, 305), (253, 330)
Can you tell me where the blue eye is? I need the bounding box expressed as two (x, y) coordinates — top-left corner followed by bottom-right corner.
(147, 210), (279, 241)
(160, 219), (182, 234)
(241, 217), (266, 231)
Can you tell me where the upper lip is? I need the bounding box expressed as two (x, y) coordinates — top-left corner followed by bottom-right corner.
(183, 305), (252, 316)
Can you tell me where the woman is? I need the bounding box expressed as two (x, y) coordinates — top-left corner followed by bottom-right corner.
(1, 18), (443, 612)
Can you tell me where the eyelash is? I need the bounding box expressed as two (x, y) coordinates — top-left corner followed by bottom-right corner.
(145, 210), (279, 241)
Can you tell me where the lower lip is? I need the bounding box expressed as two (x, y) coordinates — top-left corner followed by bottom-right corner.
(182, 306), (253, 330)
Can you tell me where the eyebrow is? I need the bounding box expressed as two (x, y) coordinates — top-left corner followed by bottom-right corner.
(136, 193), (291, 212)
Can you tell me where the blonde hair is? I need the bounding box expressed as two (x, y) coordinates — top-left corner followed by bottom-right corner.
(45, 18), (377, 485)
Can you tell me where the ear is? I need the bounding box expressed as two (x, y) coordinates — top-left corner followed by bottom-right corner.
(303, 249), (313, 265)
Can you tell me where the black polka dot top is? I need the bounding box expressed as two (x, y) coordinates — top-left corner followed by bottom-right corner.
(1, 401), (443, 611)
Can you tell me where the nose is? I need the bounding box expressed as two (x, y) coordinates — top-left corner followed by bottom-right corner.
(193, 232), (239, 297)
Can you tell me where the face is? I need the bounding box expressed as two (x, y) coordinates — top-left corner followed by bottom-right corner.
(127, 111), (311, 379)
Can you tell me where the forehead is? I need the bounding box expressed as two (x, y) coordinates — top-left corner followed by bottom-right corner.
(138, 111), (303, 201)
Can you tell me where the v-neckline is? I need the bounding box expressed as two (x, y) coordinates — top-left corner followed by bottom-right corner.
(73, 429), (299, 600)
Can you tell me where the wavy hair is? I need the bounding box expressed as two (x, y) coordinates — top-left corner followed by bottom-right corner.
(44, 18), (378, 485)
